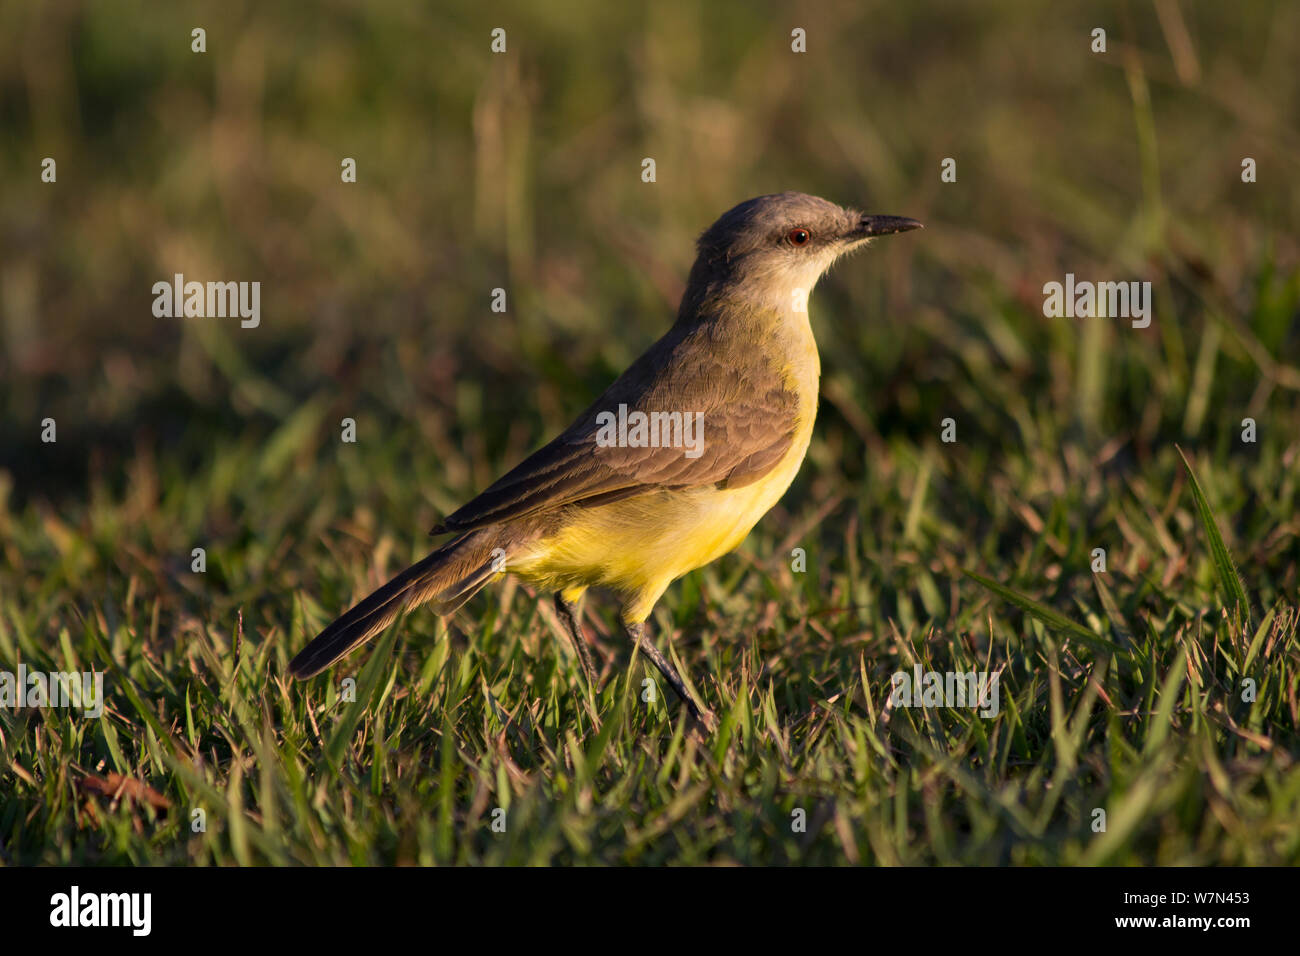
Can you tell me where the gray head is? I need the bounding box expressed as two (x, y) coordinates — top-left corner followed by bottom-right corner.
(685, 192), (921, 312)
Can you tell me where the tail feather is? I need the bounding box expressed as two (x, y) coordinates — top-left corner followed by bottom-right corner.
(289, 532), (499, 679)
(428, 557), (500, 615)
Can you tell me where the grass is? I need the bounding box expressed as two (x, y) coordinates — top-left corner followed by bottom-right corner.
(1, 0), (1298, 865)
(2, 399), (1296, 865)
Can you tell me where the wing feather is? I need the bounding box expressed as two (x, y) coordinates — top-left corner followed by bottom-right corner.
(431, 321), (800, 534)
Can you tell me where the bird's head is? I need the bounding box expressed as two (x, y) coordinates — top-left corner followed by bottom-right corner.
(685, 191), (922, 315)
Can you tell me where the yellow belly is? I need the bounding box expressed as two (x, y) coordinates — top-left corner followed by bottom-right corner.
(512, 320), (820, 622)
(512, 420), (812, 620)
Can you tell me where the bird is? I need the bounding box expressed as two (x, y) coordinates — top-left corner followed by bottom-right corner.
(289, 192), (922, 729)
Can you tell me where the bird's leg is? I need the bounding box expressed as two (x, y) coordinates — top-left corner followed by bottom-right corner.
(623, 619), (716, 732)
(554, 592), (597, 687)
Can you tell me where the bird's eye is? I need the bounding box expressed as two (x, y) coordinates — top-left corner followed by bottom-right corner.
(787, 228), (811, 246)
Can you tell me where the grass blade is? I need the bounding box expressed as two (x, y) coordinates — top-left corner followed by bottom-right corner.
(1176, 445), (1250, 624)
(962, 569), (1120, 651)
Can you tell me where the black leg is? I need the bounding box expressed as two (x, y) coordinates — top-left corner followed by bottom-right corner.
(554, 593), (597, 687)
(623, 619), (715, 731)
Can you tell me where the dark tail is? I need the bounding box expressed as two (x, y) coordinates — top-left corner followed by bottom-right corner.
(289, 530), (501, 679)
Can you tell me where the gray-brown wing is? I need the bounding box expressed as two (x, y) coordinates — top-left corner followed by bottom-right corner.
(431, 323), (800, 534)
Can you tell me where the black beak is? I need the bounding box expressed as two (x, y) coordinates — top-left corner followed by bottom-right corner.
(853, 215), (924, 238)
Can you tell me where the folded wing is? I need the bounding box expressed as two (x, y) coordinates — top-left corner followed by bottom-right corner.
(431, 322), (800, 534)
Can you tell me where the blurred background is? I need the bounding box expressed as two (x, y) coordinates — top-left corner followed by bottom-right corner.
(1, 0), (1297, 631)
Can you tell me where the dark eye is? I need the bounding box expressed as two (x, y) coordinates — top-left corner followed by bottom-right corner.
(787, 228), (811, 246)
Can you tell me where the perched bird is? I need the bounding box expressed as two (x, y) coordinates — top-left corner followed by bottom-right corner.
(290, 192), (922, 728)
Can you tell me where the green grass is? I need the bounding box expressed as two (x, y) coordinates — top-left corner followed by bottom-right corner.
(1, 0), (1298, 865)
(2, 399), (1296, 864)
